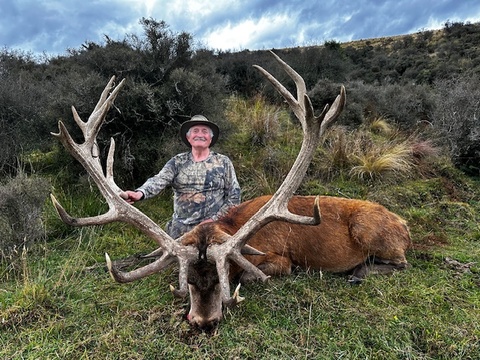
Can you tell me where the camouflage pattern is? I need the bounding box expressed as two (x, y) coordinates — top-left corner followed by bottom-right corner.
(137, 151), (241, 238)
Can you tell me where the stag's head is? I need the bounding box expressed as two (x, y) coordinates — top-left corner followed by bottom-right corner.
(180, 223), (225, 330)
(51, 51), (345, 331)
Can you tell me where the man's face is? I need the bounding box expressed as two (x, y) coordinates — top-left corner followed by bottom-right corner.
(186, 125), (213, 149)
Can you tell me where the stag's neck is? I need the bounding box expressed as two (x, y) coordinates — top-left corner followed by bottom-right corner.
(216, 196), (272, 234)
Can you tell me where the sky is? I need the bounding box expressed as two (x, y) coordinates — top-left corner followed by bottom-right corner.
(2, 0), (480, 59)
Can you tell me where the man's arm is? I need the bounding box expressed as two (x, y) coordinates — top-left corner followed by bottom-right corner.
(121, 157), (176, 204)
(211, 157), (241, 220)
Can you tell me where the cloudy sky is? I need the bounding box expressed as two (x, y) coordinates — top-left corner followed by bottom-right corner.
(2, 0), (480, 59)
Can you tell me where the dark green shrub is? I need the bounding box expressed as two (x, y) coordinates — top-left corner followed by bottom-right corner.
(0, 172), (51, 262)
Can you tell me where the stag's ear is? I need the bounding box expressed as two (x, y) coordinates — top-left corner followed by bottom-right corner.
(241, 245), (266, 256)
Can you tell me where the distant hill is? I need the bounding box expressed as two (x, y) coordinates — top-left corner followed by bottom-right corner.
(269, 20), (480, 85)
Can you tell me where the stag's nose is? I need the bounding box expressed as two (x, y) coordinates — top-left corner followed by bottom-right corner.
(187, 313), (220, 331)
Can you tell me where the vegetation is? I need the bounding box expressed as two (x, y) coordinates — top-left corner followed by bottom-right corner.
(1, 19), (480, 359)
(0, 170), (50, 263)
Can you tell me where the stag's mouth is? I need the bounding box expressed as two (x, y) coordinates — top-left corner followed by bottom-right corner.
(184, 310), (220, 334)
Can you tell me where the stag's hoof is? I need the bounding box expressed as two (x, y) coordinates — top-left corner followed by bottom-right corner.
(348, 275), (363, 285)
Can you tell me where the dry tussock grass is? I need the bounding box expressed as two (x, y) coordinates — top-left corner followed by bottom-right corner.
(314, 118), (442, 183)
(225, 94), (283, 146)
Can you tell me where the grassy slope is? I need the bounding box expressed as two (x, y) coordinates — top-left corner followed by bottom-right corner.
(1, 152), (479, 360)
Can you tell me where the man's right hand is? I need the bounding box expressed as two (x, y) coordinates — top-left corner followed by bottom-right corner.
(120, 190), (144, 204)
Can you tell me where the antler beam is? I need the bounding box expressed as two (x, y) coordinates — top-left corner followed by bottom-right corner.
(50, 76), (194, 296)
(209, 50), (346, 307)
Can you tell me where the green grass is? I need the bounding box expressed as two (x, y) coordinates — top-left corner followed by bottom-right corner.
(2, 101), (479, 359)
(1, 243), (479, 359)
(2, 172), (480, 359)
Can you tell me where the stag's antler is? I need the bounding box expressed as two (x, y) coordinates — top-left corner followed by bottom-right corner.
(50, 76), (197, 297)
(205, 50), (346, 307)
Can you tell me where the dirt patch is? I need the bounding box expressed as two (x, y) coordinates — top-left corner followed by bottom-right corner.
(412, 233), (449, 251)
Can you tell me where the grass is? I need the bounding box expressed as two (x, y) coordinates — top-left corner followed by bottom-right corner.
(1, 101), (480, 359)
(309, 122), (442, 184)
(1, 240), (479, 359)
(2, 171), (479, 359)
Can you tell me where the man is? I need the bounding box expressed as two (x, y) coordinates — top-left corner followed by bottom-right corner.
(121, 115), (241, 238)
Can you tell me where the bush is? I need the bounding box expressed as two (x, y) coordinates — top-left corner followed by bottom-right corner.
(310, 118), (442, 184)
(432, 74), (480, 175)
(224, 94), (283, 146)
(0, 172), (51, 262)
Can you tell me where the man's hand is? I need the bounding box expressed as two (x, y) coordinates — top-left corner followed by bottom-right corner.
(120, 190), (144, 204)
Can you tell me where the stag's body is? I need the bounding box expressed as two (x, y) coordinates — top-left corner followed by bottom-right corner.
(187, 195), (411, 282)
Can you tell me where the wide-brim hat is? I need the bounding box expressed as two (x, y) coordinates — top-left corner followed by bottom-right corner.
(180, 115), (220, 147)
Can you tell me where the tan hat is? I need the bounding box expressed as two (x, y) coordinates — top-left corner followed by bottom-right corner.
(180, 115), (220, 147)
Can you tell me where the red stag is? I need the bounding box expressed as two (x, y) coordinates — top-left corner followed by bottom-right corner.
(51, 51), (410, 331)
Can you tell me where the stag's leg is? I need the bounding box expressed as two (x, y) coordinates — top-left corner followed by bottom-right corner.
(369, 256), (410, 275)
(349, 256), (409, 284)
(349, 263), (368, 284)
(240, 254), (293, 283)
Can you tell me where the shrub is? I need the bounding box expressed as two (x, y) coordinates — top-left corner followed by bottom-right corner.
(432, 74), (480, 176)
(349, 142), (414, 181)
(0, 171), (51, 262)
(366, 115), (394, 135)
(225, 94), (282, 146)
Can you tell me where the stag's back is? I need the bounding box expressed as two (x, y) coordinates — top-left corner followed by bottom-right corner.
(219, 195), (411, 273)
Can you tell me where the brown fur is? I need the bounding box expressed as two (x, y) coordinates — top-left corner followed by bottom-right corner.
(180, 194), (411, 330)
(215, 195), (411, 279)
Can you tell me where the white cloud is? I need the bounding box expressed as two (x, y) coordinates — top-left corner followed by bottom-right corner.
(204, 13), (295, 51)
(2, 0), (480, 57)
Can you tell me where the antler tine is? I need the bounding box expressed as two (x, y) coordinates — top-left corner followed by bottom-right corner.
(105, 137), (123, 193)
(214, 250), (270, 308)
(104, 247), (201, 298)
(50, 193), (116, 226)
(70, 76), (123, 146)
(170, 256), (193, 298)
(267, 50), (308, 103)
(320, 85), (347, 134)
(210, 52), (345, 307)
(86, 77), (125, 148)
(253, 51), (308, 128)
(93, 76), (117, 114)
(105, 252), (177, 283)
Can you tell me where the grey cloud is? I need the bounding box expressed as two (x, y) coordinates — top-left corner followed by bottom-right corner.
(1, 0), (479, 57)
(1, 0), (141, 55)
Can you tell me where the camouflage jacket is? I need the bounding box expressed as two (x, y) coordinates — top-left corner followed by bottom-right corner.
(136, 151), (241, 237)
